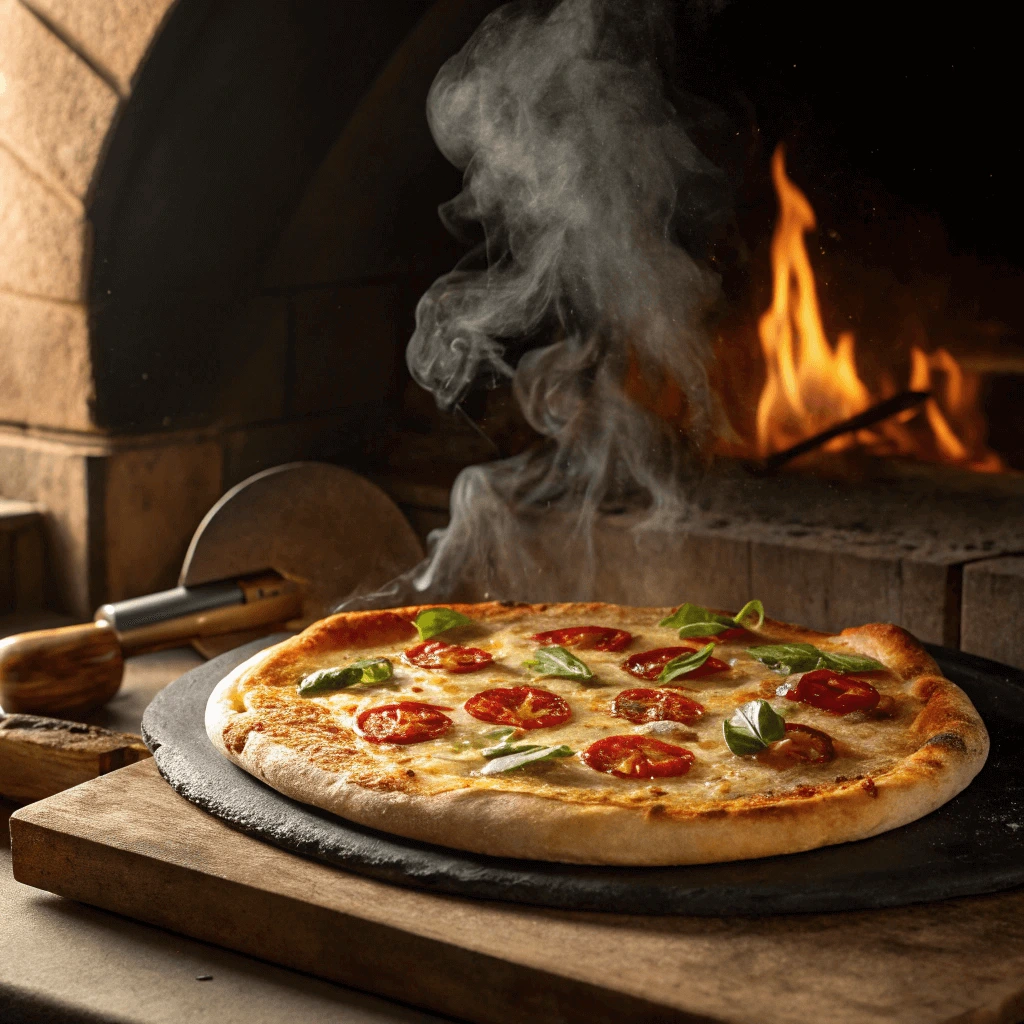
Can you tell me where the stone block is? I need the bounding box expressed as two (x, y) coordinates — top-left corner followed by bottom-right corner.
(0, 294), (95, 429)
(0, 434), (93, 614)
(0, 428), (222, 615)
(0, 0), (119, 198)
(292, 283), (404, 417)
(0, 145), (87, 300)
(901, 560), (962, 647)
(749, 541), (833, 632)
(0, 501), (46, 613)
(103, 439), (223, 601)
(22, 0), (178, 95)
(962, 556), (1024, 670)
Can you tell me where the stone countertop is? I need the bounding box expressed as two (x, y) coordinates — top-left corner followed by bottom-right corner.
(0, 646), (450, 1024)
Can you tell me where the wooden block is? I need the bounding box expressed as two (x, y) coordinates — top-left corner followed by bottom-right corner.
(11, 758), (1024, 1024)
(962, 556), (1024, 670)
(0, 713), (149, 804)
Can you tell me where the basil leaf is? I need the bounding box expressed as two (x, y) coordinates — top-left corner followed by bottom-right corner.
(659, 603), (734, 629)
(298, 657), (393, 696)
(747, 642), (827, 675)
(821, 651), (885, 673)
(350, 657), (394, 683)
(478, 745), (574, 775)
(733, 599), (765, 629)
(658, 643), (716, 683)
(723, 699), (786, 755)
(522, 645), (593, 681)
(481, 742), (545, 759)
(748, 643), (884, 675)
(482, 726), (519, 743)
(414, 607), (476, 640)
(660, 599), (766, 636)
(677, 621), (729, 639)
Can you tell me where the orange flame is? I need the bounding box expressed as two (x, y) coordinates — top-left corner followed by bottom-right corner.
(753, 145), (1003, 472)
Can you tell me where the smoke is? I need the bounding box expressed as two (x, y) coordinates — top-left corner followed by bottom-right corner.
(348, 0), (728, 608)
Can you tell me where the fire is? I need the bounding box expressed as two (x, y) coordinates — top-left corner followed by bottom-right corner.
(751, 146), (1002, 472)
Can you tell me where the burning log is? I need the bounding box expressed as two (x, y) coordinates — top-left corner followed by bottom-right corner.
(749, 390), (931, 475)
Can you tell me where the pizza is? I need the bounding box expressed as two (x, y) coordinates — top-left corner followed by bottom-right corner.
(205, 600), (989, 865)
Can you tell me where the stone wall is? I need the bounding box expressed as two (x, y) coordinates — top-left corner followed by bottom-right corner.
(0, 0), (492, 614)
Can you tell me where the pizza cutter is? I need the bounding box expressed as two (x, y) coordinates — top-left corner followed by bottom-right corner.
(0, 463), (424, 718)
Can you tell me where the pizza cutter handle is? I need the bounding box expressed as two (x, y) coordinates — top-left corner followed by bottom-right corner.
(0, 621), (123, 718)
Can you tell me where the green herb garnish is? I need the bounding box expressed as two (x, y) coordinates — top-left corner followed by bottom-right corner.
(732, 599), (765, 629)
(747, 643), (884, 676)
(478, 745), (575, 775)
(659, 603), (734, 631)
(659, 599), (765, 638)
(449, 726), (523, 754)
(480, 727), (549, 760)
(298, 657), (393, 696)
(413, 607), (476, 640)
(658, 643), (717, 683)
(481, 742), (546, 759)
(723, 699), (787, 755)
(522, 645), (593, 681)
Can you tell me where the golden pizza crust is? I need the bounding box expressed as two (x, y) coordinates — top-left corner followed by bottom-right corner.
(205, 602), (989, 865)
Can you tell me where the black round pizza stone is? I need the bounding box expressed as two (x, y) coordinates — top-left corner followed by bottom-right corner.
(141, 637), (1024, 916)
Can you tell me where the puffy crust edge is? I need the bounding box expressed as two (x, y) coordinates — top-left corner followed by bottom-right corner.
(205, 606), (990, 866)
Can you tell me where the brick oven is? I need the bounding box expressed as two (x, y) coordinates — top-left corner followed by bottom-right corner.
(2, 0), (1022, 673)
(0, 0), (498, 616)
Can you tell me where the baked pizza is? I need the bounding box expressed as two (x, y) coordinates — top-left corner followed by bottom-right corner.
(205, 601), (989, 865)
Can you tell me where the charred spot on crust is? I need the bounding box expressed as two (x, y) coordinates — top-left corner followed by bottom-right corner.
(922, 731), (968, 754)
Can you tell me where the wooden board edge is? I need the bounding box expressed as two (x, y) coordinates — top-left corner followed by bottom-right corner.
(9, 793), (714, 1024)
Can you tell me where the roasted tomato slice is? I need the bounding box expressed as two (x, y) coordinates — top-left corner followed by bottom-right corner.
(582, 735), (695, 779)
(785, 669), (880, 715)
(761, 723), (836, 765)
(622, 646), (729, 682)
(530, 625), (633, 652)
(357, 702), (453, 744)
(464, 686), (572, 730)
(611, 687), (705, 725)
(405, 640), (493, 673)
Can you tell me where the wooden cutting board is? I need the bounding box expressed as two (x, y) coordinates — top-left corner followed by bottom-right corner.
(10, 759), (1024, 1024)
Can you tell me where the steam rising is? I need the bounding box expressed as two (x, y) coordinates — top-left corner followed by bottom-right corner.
(353, 0), (727, 607)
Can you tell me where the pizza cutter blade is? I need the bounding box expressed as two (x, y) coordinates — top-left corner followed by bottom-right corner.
(179, 462), (425, 657)
(0, 463), (424, 714)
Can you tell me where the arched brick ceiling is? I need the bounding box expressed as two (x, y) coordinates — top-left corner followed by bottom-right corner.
(0, 0), (177, 430)
(0, 0), (440, 432)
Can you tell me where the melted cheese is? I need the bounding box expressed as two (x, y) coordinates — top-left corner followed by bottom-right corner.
(235, 605), (924, 813)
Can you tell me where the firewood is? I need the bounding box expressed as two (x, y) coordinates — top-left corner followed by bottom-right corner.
(0, 713), (150, 805)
